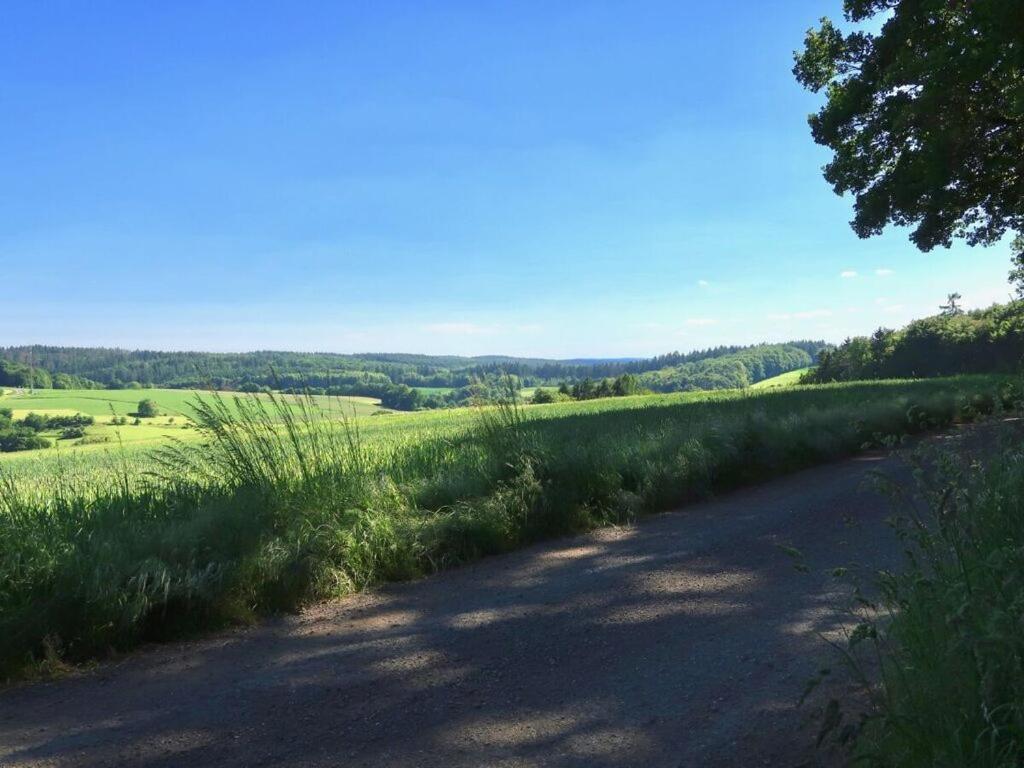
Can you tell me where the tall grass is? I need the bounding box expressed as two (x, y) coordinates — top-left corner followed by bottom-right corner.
(830, 419), (1024, 766)
(0, 376), (1018, 678)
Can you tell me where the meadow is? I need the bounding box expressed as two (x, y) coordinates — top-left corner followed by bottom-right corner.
(0, 388), (384, 457)
(749, 367), (811, 389)
(0, 375), (1016, 678)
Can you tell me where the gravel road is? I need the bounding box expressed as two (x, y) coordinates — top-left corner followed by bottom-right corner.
(0, 439), (938, 768)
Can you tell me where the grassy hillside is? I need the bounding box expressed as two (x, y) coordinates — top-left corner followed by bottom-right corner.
(0, 374), (1015, 677)
(749, 367), (811, 389)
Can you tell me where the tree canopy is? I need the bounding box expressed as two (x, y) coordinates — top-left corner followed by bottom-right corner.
(805, 299), (1024, 382)
(794, 1), (1024, 250)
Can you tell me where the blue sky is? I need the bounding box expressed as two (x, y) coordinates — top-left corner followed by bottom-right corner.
(0, 1), (1014, 358)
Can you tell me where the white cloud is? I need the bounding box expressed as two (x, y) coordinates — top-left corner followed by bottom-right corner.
(874, 297), (889, 305)
(840, 270), (858, 279)
(875, 268), (894, 276)
(697, 279), (710, 288)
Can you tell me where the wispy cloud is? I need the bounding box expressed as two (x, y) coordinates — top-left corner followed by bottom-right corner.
(768, 309), (834, 321)
(875, 268), (894, 276)
(697, 279), (710, 289)
(684, 317), (717, 327)
(423, 322), (493, 335)
(840, 270), (858, 279)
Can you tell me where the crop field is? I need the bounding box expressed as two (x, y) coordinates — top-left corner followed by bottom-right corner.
(0, 375), (1016, 677)
(0, 388), (385, 460)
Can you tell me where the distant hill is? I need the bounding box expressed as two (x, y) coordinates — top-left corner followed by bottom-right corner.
(0, 340), (830, 407)
(636, 344), (816, 392)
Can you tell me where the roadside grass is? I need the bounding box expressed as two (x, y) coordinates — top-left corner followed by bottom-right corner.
(0, 375), (1016, 679)
(826, 418), (1024, 767)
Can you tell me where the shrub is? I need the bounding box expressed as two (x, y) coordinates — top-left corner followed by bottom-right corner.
(838, 425), (1024, 766)
(136, 399), (159, 418)
(0, 428), (51, 452)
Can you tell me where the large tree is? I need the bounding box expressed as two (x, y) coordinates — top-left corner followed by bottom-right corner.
(794, 1), (1024, 251)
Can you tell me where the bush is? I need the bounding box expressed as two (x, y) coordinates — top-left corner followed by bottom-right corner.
(0, 428), (51, 452)
(839, 425), (1024, 766)
(17, 413), (93, 432)
(136, 399), (159, 418)
(59, 427), (85, 440)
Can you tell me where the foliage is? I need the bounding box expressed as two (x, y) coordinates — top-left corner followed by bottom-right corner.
(0, 342), (830, 406)
(0, 375), (1011, 677)
(839, 422), (1024, 766)
(0, 360), (98, 390)
(136, 399), (159, 418)
(807, 300), (1024, 383)
(17, 413), (94, 432)
(794, 1), (1024, 250)
(638, 344), (813, 391)
(1009, 235), (1024, 298)
(0, 428), (50, 453)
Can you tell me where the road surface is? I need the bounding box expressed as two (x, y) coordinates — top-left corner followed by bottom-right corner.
(1, 439), (938, 767)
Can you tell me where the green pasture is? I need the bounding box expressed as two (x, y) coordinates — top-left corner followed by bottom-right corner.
(749, 367), (811, 389)
(0, 388), (386, 461)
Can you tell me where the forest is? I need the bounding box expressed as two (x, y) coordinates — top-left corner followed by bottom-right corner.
(0, 341), (827, 408)
(805, 299), (1024, 383)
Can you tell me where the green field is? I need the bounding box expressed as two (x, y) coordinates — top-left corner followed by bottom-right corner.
(749, 367), (811, 389)
(412, 386), (455, 396)
(0, 374), (1015, 677)
(0, 388), (385, 459)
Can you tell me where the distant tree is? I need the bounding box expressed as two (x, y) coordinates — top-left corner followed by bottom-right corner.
(939, 293), (964, 317)
(136, 399), (159, 418)
(794, 2), (1024, 251)
(612, 373), (641, 397)
(531, 388), (557, 404)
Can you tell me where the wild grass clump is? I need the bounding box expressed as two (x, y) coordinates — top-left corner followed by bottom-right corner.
(0, 376), (1017, 678)
(832, 422), (1024, 767)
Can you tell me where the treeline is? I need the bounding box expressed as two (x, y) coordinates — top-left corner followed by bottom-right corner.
(636, 344), (815, 392)
(0, 360), (100, 390)
(531, 374), (647, 404)
(0, 341), (827, 393)
(806, 301), (1024, 383)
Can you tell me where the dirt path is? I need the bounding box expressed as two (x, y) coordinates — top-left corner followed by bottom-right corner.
(0, 440), (934, 767)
